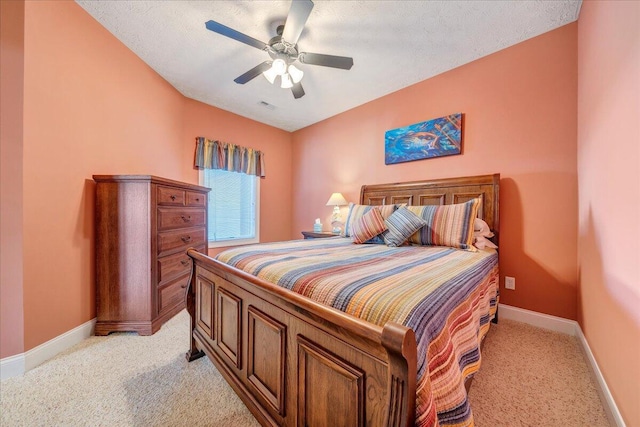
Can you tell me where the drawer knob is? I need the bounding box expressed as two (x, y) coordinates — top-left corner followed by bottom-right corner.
(181, 215), (191, 222)
(181, 236), (192, 243)
(180, 259), (190, 266)
(195, 198), (200, 202)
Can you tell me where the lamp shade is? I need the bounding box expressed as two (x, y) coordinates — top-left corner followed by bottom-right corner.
(271, 58), (287, 75)
(288, 64), (304, 83)
(263, 67), (278, 84)
(280, 73), (293, 89)
(326, 193), (348, 206)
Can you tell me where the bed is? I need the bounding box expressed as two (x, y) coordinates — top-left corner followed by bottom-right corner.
(185, 173), (500, 427)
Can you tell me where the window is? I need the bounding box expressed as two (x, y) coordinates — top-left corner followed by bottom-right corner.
(200, 168), (260, 247)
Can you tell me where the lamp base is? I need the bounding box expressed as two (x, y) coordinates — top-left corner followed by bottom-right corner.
(332, 227), (341, 234)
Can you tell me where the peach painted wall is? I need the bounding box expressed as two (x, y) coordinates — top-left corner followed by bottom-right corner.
(0, 0), (26, 359)
(22, 0), (186, 352)
(182, 98), (293, 256)
(577, 1), (640, 425)
(8, 1), (292, 355)
(292, 24), (579, 320)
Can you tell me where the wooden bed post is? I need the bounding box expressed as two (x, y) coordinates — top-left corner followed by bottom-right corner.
(381, 322), (417, 427)
(185, 252), (205, 362)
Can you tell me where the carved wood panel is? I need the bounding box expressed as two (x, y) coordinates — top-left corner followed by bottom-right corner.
(452, 192), (485, 219)
(297, 335), (364, 427)
(247, 306), (286, 418)
(390, 195), (413, 206)
(196, 275), (214, 339)
(364, 196), (386, 206)
(216, 287), (242, 369)
(416, 193), (446, 206)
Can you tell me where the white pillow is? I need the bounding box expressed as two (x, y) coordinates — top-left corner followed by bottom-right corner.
(474, 236), (498, 249)
(474, 218), (494, 237)
(473, 218), (497, 249)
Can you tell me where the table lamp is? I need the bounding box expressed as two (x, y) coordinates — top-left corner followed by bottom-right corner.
(326, 192), (348, 233)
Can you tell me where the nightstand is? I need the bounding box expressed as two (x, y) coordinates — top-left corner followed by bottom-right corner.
(301, 231), (339, 239)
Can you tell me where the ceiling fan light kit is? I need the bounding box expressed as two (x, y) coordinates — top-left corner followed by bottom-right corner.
(288, 64), (304, 83)
(263, 63), (278, 84)
(270, 58), (287, 75)
(204, 0), (353, 99)
(280, 73), (294, 89)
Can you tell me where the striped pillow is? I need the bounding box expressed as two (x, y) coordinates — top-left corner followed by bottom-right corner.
(407, 198), (481, 251)
(342, 204), (396, 238)
(383, 207), (427, 247)
(351, 208), (388, 244)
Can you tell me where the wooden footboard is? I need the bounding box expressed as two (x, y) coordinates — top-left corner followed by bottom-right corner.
(185, 249), (417, 427)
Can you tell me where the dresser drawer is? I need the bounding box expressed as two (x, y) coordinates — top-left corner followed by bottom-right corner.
(157, 207), (206, 231)
(157, 251), (191, 285)
(186, 191), (206, 207)
(157, 245), (206, 285)
(157, 186), (185, 206)
(158, 227), (207, 257)
(158, 273), (189, 315)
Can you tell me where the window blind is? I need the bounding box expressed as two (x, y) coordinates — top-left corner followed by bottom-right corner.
(204, 169), (257, 241)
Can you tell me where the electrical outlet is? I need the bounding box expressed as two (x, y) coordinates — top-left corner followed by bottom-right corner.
(505, 276), (516, 290)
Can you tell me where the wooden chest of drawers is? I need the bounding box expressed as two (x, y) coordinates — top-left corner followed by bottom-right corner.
(93, 175), (210, 335)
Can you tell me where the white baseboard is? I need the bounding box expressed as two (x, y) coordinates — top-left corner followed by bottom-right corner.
(575, 326), (626, 427)
(1, 317), (96, 381)
(498, 303), (577, 335)
(498, 304), (625, 427)
(0, 353), (25, 380)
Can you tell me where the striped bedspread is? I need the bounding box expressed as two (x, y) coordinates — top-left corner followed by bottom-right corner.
(216, 237), (499, 427)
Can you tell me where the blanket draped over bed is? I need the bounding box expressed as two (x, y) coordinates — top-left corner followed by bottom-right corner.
(215, 237), (499, 427)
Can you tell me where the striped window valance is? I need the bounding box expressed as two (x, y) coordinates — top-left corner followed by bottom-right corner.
(194, 137), (265, 178)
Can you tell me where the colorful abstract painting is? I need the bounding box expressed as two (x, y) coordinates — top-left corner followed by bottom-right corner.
(385, 113), (463, 165)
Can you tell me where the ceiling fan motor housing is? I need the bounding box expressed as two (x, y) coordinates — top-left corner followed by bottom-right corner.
(267, 35), (300, 65)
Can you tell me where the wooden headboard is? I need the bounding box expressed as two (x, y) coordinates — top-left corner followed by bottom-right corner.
(360, 173), (500, 241)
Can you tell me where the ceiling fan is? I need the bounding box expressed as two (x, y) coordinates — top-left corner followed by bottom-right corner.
(205, 0), (354, 99)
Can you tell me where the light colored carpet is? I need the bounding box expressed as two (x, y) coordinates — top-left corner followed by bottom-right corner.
(0, 311), (259, 427)
(468, 319), (610, 427)
(0, 311), (610, 427)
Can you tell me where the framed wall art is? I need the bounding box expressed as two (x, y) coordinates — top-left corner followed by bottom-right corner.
(384, 113), (463, 165)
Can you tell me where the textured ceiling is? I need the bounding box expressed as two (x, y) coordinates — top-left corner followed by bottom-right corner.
(76, 0), (581, 132)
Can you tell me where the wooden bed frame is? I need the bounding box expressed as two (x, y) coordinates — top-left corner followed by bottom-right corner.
(185, 174), (499, 427)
